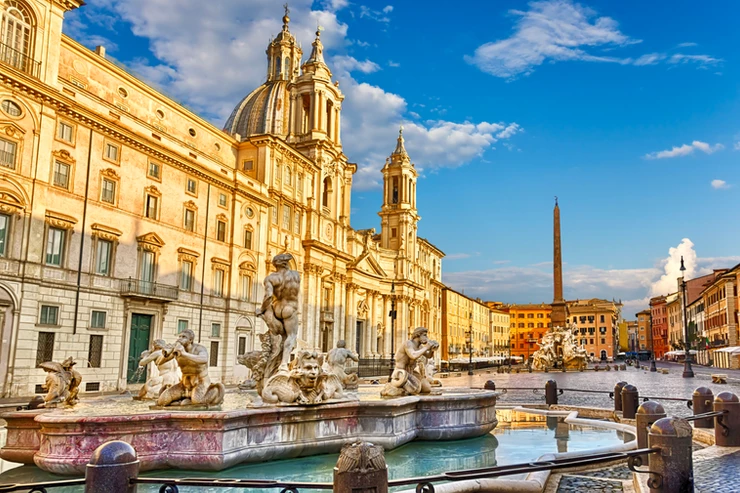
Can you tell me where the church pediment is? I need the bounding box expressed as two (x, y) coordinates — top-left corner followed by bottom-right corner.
(350, 251), (387, 278)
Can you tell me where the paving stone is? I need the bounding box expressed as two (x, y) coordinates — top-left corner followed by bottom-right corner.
(694, 450), (740, 493)
(556, 475), (623, 493)
(579, 464), (632, 480)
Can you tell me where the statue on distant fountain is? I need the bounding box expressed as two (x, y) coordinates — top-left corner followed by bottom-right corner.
(323, 340), (359, 390)
(155, 329), (224, 408)
(39, 357), (81, 408)
(262, 350), (345, 405)
(531, 325), (587, 371)
(381, 327), (440, 397)
(136, 339), (181, 400)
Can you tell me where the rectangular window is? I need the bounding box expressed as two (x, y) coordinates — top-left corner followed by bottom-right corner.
(140, 251), (155, 282)
(211, 323), (221, 338)
(45, 227), (65, 266)
(186, 178), (197, 194)
(39, 305), (59, 325)
(391, 228), (397, 238)
(184, 209), (195, 232)
(0, 213), (8, 257)
(0, 138), (17, 169)
(177, 319), (189, 334)
(271, 206), (278, 224)
(181, 260), (193, 291)
(216, 220), (226, 242)
(148, 161), (161, 179)
(209, 341), (219, 367)
(282, 204), (291, 230)
(36, 332), (55, 367)
(105, 143), (119, 162)
(600, 315), (605, 323)
(293, 211), (300, 234)
(243, 229), (252, 249)
(238, 336), (247, 355)
(88, 335), (103, 368)
(145, 195), (158, 219)
(218, 192), (227, 207)
(242, 160), (254, 171)
(322, 287), (331, 310)
(53, 161), (70, 189)
(57, 121), (73, 142)
(297, 174), (303, 193)
(101, 178), (116, 204)
(90, 310), (106, 329)
(213, 269), (224, 297)
(240, 274), (252, 301)
(95, 239), (113, 276)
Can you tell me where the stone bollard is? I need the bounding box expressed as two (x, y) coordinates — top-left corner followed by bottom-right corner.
(647, 417), (693, 493)
(85, 441), (139, 493)
(636, 401), (666, 463)
(621, 384), (639, 419)
(614, 381), (627, 412)
(713, 392), (740, 447)
(692, 387), (714, 429)
(484, 380), (496, 391)
(334, 441), (388, 493)
(545, 380), (558, 406)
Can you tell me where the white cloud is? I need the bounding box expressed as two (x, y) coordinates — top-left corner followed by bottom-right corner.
(644, 140), (723, 159)
(677, 42), (698, 48)
(359, 5), (392, 23)
(464, 0), (640, 79)
(382, 5), (394, 13)
(735, 141), (740, 151)
(465, 0), (720, 79)
(711, 179), (730, 190)
(388, 60), (401, 67)
(331, 55), (381, 74)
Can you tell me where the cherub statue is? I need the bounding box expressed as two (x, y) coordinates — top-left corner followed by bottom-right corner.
(262, 350), (344, 405)
(323, 340), (359, 390)
(136, 339), (181, 400)
(38, 357), (82, 408)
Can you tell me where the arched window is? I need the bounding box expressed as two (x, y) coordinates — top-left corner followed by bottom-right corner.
(276, 56), (282, 75)
(285, 166), (292, 186)
(285, 57), (291, 77)
(322, 177), (332, 208)
(1, 1), (34, 74)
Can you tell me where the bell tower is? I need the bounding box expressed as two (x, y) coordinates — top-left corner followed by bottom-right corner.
(266, 4), (302, 83)
(379, 128), (419, 258)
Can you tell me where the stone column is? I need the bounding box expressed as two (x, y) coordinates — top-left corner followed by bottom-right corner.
(335, 106), (341, 143)
(311, 91), (318, 131)
(552, 198), (567, 328)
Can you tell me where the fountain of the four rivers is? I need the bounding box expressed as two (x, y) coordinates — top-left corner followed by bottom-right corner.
(0, 253), (498, 474)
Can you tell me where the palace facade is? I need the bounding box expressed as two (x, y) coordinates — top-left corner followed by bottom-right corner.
(0, 1), (444, 397)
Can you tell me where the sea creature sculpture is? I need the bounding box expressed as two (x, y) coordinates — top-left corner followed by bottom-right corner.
(262, 350), (344, 405)
(381, 327), (440, 397)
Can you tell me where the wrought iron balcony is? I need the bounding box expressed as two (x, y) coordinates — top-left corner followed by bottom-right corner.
(708, 339), (728, 348)
(0, 42), (41, 78)
(120, 278), (178, 301)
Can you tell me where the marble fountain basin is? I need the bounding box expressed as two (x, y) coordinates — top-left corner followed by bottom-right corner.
(0, 387), (497, 475)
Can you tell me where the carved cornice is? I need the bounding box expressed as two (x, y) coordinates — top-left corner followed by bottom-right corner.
(45, 210), (77, 229)
(216, 213), (228, 222)
(0, 191), (24, 214)
(177, 247), (200, 263)
(184, 200), (197, 209)
(239, 260), (257, 273)
(1, 123), (24, 138)
(52, 149), (75, 164)
(101, 168), (120, 180)
(211, 257), (230, 267)
(137, 232), (164, 252)
(91, 223), (122, 241)
(144, 185), (161, 196)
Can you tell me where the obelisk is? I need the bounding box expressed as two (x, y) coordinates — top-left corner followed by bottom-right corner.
(551, 197), (567, 328)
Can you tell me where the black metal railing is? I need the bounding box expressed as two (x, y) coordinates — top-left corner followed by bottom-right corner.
(0, 42), (41, 78)
(357, 358), (392, 378)
(120, 278), (179, 301)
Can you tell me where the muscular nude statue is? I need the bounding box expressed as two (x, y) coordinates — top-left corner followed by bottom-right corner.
(257, 253), (300, 372)
(382, 327), (439, 397)
(137, 339), (180, 400)
(156, 329), (224, 407)
(324, 340), (359, 390)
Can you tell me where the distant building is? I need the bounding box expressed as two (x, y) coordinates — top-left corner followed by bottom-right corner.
(650, 296), (668, 359)
(621, 320), (638, 353)
(636, 309), (652, 354)
(508, 303), (552, 362)
(485, 302), (510, 361)
(566, 299), (621, 361)
(698, 265), (740, 368)
(441, 289), (489, 361)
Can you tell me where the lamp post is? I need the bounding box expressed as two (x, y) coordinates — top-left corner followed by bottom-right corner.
(649, 312), (657, 372)
(388, 281), (397, 381)
(680, 256), (694, 378)
(468, 311), (474, 375)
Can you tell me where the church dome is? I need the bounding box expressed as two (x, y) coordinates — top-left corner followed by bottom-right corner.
(223, 80), (290, 140)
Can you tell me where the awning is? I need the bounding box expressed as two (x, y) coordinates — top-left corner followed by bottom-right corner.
(665, 350), (697, 356)
(714, 346), (740, 354)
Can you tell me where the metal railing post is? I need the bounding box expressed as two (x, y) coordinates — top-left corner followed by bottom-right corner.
(647, 417), (693, 493)
(692, 387), (714, 429)
(621, 384), (639, 419)
(614, 381), (627, 412)
(334, 441), (388, 493)
(713, 392), (740, 447)
(545, 380), (558, 406)
(636, 401), (666, 463)
(85, 441), (139, 493)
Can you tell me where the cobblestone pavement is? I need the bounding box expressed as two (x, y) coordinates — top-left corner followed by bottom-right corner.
(579, 464), (633, 480)
(556, 475), (624, 492)
(440, 365), (740, 417)
(694, 449), (740, 493)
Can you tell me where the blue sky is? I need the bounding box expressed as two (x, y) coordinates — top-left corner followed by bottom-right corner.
(65, 1), (740, 316)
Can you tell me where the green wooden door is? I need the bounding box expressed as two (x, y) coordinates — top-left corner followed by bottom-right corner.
(127, 313), (152, 383)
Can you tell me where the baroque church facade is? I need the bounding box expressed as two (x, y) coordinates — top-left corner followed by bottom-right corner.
(0, 1), (444, 396)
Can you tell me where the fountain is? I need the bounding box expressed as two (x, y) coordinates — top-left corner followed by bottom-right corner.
(37, 357), (82, 408)
(530, 325), (588, 371)
(0, 253), (498, 474)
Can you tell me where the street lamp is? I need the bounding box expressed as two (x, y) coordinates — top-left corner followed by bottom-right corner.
(388, 281), (397, 381)
(468, 311), (474, 375)
(680, 256), (694, 378)
(649, 312), (657, 372)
